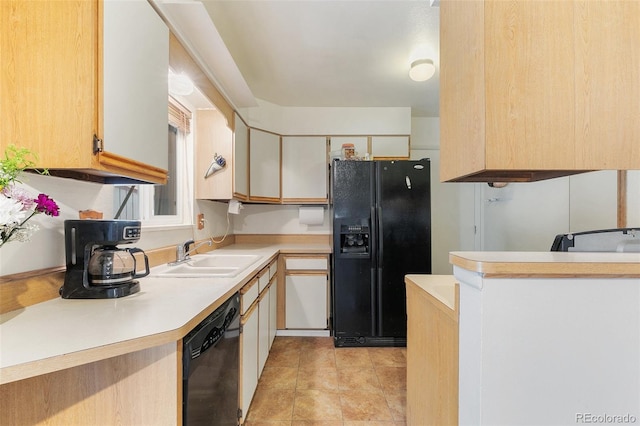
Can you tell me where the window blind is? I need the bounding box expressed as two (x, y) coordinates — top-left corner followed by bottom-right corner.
(168, 96), (192, 133)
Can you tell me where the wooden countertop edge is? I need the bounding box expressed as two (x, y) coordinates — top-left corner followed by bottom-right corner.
(449, 253), (640, 278)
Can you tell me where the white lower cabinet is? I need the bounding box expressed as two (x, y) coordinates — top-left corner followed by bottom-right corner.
(239, 258), (278, 424)
(240, 301), (258, 422)
(257, 290), (270, 375)
(268, 279), (278, 347)
(285, 274), (328, 329)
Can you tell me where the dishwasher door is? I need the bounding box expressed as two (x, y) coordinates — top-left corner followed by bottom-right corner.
(183, 293), (240, 426)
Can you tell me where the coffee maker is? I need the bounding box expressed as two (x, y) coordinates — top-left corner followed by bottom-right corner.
(60, 219), (149, 299)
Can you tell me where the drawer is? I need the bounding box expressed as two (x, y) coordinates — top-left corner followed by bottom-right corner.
(285, 257), (327, 271)
(241, 278), (259, 315)
(258, 268), (270, 293)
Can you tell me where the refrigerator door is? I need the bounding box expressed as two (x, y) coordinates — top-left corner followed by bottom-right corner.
(332, 160), (377, 342)
(376, 159), (431, 338)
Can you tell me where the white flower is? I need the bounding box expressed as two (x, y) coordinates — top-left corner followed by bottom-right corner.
(0, 194), (27, 226)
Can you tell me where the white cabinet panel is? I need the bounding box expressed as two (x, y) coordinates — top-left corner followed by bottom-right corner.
(258, 292), (269, 375)
(240, 305), (258, 421)
(285, 257), (328, 270)
(234, 113), (249, 198)
(282, 136), (327, 201)
(241, 279), (259, 315)
(371, 136), (410, 158)
(249, 129), (280, 200)
(269, 280), (278, 348)
(103, 0), (168, 170)
(285, 275), (328, 329)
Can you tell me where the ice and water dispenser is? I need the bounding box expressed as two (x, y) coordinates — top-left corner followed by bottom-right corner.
(339, 223), (370, 255)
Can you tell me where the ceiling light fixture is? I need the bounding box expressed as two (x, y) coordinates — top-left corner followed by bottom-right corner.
(409, 59), (436, 82)
(168, 72), (195, 96)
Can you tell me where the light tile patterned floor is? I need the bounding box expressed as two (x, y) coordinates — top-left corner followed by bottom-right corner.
(245, 336), (406, 426)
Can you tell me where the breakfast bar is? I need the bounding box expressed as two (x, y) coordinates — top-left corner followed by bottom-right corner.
(406, 251), (640, 426)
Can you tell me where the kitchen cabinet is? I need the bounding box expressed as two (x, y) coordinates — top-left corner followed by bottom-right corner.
(0, 0), (169, 184)
(234, 113), (250, 200)
(257, 268), (270, 375)
(194, 109), (233, 200)
(249, 128), (281, 202)
(283, 255), (329, 330)
(406, 275), (459, 426)
(440, 0), (640, 183)
(239, 257), (278, 423)
(240, 279), (259, 423)
(281, 136), (328, 203)
(370, 136), (410, 159)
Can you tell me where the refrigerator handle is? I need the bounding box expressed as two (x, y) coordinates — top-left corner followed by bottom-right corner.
(375, 205), (383, 335)
(376, 205), (382, 260)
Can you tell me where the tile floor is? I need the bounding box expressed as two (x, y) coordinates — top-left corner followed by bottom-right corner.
(245, 336), (407, 426)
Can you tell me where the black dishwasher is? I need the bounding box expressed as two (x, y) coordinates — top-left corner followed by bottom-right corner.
(183, 293), (240, 426)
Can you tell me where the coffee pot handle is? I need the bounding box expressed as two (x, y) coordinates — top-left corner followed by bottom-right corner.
(128, 248), (150, 279)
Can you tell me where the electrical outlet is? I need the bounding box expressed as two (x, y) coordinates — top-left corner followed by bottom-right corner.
(197, 213), (205, 230)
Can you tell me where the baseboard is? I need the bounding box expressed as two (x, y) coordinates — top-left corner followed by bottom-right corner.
(276, 329), (331, 337)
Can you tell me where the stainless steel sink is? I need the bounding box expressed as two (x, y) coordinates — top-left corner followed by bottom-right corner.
(151, 253), (261, 278)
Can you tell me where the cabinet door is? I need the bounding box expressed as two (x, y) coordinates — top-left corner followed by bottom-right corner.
(234, 113), (249, 199)
(281, 136), (328, 203)
(102, 0), (169, 172)
(258, 291), (270, 375)
(249, 129), (280, 202)
(269, 279), (278, 348)
(285, 274), (328, 329)
(240, 304), (258, 422)
(194, 109), (233, 200)
(371, 136), (410, 159)
(1, 1), (97, 169)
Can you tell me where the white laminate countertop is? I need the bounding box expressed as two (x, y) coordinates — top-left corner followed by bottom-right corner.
(450, 251), (640, 277)
(0, 243), (330, 385)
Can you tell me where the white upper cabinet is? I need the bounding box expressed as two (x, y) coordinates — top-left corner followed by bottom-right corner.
(371, 136), (410, 159)
(249, 129), (281, 202)
(103, 0), (169, 172)
(234, 113), (249, 200)
(282, 136), (328, 203)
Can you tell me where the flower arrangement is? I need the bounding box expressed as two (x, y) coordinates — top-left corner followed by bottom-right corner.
(0, 145), (60, 248)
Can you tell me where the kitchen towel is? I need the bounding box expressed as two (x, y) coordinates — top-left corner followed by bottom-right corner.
(298, 206), (324, 226)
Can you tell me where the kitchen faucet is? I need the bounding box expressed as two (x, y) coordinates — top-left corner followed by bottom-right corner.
(170, 239), (212, 265)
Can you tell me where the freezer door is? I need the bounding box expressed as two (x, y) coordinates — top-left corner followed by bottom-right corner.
(376, 159), (431, 337)
(331, 160), (377, 339)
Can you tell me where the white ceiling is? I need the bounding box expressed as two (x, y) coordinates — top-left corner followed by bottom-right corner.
(162, 0), (440, 117)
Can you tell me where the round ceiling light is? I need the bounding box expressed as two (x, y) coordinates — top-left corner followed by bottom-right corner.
(409, 59), (436, 82)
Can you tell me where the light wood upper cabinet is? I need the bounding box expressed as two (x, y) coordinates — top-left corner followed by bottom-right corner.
(440, 0), (640, 183)
(194, 109), (233, 200)
(282, 136), (328, 203)
(0, 0), (169, 184)
(249, 128), (281, 202)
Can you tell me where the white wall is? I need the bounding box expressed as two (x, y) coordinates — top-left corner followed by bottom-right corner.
(239, 98), (412, 135)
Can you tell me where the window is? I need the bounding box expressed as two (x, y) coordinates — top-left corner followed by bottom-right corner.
(113, 98), (193, 227)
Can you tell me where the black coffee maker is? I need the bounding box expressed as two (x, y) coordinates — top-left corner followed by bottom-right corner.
(60, 219), (149, 299)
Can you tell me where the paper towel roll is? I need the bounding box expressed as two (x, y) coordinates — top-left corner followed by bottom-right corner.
(298, 206), (324, 225)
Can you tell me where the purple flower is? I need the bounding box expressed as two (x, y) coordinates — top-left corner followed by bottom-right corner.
(34, 193), (59, 217)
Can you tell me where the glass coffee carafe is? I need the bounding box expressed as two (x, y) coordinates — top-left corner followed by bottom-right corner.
(88, 246), (150, 286)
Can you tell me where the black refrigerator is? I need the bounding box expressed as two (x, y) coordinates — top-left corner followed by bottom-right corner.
(331, 159), (431, 347)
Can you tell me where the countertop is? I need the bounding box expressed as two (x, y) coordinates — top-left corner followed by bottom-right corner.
(405, 274), (458, 312)
(450, 251), (640, 277)
(0, 243), (330, 385)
